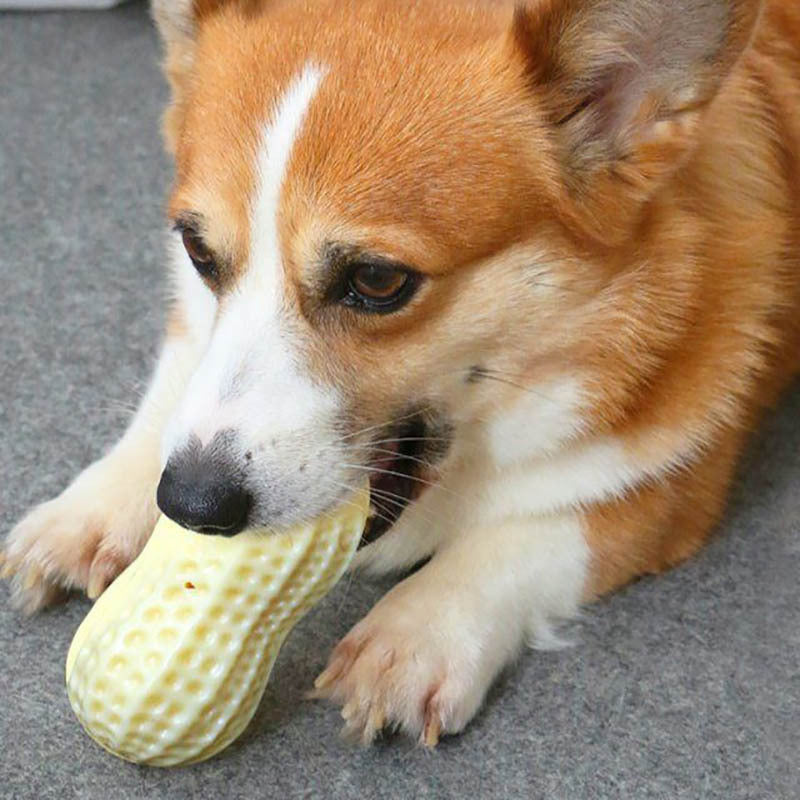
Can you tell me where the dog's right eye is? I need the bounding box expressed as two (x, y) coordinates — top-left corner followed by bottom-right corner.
(180, 228), (217, 280)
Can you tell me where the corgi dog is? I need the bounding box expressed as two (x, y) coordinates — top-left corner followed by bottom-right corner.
(3, 0), (800, 748)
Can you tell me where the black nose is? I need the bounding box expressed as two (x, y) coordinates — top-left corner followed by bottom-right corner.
(157, 439), (252, 536)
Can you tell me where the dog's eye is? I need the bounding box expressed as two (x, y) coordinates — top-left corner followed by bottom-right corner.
(344, 262), (417, 312)
(181, 228), (217, 279)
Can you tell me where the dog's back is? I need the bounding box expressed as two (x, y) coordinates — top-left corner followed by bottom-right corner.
(693, 0), (800, 389)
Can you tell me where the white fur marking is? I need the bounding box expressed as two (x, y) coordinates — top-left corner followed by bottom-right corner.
(485, 434), (691, 517)
(250, 64), (325, 294)
(163, 64), (342, 525)
(486, 376), (587, 465)
(166, 64), (326, 446)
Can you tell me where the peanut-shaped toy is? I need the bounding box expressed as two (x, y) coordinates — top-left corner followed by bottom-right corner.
(65, 487), (368, 766)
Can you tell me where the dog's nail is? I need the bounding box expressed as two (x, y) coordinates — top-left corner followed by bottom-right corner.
(1, 561), (15, 580)
(341, 699), (360, 722)
(378, 648), (395, 673)
(423, 714), (441, 749)
(368, 705), (385, 733)
(360, 722), (377, 748)
(314, 670), (334, 690)
(339, 720), (362, 745)
(314, 656), (345, 690)
(86, 576), (106, 600)
(22, 568), (40, 591)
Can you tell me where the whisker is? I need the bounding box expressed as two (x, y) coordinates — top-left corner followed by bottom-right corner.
(336, 405), (436, 444)
(318, 478), (399, 528)
(315, 486), (371, 523)
(369, 503), (405, 525)
(370, 497), (439, 528)
(449, 366), (571, 409)
(341, 464), (441, 487)
(318, 477), (440, 528)
(367, 485), (428, 506)
(368, 496), (417, 519)
(340, 464), (463, 499)
(367, 436), (451, 446)
(480, 371), (552, 398)
(364, 491), (410, 512)
(312, 434), (451, 467)
(328, 482), (407, 516)
(98, 400), (141, 417)
(366, 447), (441, 471)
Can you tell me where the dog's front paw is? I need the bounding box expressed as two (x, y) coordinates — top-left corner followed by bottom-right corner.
(310, 576), (493, 747)
(1, 454), (159, 614)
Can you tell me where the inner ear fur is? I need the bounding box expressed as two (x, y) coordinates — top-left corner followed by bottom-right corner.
(511, 0), (762, 244)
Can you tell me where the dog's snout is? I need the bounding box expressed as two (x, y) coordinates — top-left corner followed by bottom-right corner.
(157, 437), (251, 536)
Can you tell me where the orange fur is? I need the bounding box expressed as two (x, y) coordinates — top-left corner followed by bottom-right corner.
(160, 0), (800, 594)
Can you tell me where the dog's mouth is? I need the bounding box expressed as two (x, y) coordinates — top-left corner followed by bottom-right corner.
(359, 414), (443, 549)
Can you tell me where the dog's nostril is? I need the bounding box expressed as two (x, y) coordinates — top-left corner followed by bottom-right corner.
(157, 451), (252, 537)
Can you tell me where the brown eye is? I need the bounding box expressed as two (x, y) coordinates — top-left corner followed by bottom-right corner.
(181, 228), (217, 278)
(350, 263), (410, 303)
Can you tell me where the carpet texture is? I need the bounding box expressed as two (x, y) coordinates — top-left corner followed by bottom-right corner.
(1, 4), (798, 798)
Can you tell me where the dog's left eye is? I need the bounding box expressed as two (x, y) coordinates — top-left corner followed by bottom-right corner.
(343, 262), (418, 312)
(180, 228), (217, 280)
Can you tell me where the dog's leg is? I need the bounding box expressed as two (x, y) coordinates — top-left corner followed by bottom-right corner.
(312, 511), (588, 746)
(2, 273), (214, 613)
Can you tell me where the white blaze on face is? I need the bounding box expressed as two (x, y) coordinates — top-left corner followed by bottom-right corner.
(162, 64), (343, 525)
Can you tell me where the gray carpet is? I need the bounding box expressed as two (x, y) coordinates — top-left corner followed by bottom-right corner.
(1, 4), (798, 798)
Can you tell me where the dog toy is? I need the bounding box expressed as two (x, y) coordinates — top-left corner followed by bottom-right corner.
(65, 487), (368, 766)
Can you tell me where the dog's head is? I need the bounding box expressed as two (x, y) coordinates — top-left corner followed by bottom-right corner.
(152, 0), (759, 537)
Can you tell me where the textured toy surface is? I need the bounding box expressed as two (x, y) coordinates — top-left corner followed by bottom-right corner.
(65, 488), (368, 766)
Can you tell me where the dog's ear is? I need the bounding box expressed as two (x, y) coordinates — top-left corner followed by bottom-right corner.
(152, 0), (201, 152)
(151, 0), (233, 48)
(511, 0), (761, 243)
(151, 0), (250, 152)
(151, 0), (194, 47)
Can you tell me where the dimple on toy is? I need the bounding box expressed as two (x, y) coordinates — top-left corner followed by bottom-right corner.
(65, 487), (368, 766)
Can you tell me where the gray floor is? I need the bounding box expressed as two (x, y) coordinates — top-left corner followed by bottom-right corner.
(1, 4), (798, 798)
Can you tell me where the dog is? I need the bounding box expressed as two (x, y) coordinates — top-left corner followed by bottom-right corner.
(3, 0), (799, 748)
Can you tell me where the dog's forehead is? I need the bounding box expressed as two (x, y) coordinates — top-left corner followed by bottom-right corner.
(170, 1), (547, 274)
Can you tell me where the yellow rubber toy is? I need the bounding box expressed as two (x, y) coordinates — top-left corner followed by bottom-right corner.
(65, 488), (368, 766)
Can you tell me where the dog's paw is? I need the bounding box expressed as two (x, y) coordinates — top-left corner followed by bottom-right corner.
(1, 455), (159, 614)
(310, 576), (493, 747)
